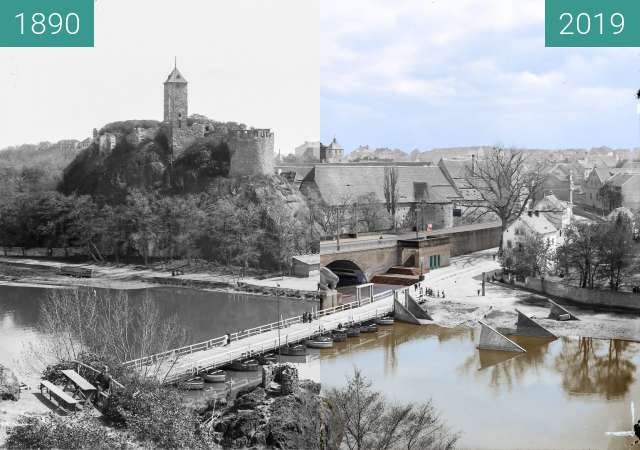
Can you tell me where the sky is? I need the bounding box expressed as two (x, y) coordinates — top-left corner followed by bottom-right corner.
(0, 0), (319, 154)
(321, 0), (640, 153)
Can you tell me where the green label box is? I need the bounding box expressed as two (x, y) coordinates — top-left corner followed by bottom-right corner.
(0, 0), (94, 47)
(546, 0), (640, 47)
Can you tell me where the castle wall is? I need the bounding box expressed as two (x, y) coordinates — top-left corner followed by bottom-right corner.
(227, 129), (274, 177)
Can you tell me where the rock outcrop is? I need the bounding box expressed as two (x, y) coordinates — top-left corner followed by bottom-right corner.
(210, 376), (329, 449)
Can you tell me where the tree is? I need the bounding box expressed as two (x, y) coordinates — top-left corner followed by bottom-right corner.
(357, 192), (387, 232)
(37, 289), (187, 369)
(503, 233), (554, 278)
(465, 147), (547, 249)
(598, 213), (635, 290)
(125, 190), (160, 265)
(325, 368), (458, 450)
(558, 222), (603, 289)
(383, 167), (400, 231)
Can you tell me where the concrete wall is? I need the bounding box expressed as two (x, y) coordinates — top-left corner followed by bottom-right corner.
(448, 225), (501, 257)
(526, 277), (640, 312)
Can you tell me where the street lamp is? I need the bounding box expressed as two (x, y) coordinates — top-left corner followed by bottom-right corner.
(276, 283), (281, 355)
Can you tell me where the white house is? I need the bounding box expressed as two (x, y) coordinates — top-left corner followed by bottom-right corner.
(502, 211), (561, 253)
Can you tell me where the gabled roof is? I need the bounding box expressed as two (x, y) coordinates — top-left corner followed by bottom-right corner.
(514, 212), (558, 236)
(165, 67), (187, 84)
(534, 193), (568, 212)
(309, 164), (460, 206)
(608, 172), (635, 187)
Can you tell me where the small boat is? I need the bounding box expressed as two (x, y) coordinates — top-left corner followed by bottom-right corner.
(229, 359), (260, 372)
(346, 327), (360, 337)
(179, 377), (205, 390)
(331, 331), (347, 342)
(280, 344), (307, 356)
(360, 323), (378, 333)
(376, 317), (395, 326)
(204, 370), (226, 383)
(305, 336), (334, 349)
(259, 353), (278, 365)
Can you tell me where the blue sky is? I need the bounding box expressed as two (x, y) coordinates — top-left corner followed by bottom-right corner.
(321, 0), (640, 153)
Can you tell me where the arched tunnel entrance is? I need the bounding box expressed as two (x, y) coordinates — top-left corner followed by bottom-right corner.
(325, 260), (367, 287)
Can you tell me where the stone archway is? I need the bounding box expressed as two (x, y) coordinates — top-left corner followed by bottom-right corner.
(325, 260), (367, 287)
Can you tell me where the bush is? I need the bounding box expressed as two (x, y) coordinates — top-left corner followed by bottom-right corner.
(102, 379), (208, 448)
(41, 352), (129, 386)
(5, 414), (129, 450)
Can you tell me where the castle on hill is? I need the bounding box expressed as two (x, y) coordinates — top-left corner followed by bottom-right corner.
(91, 62), (274, 177)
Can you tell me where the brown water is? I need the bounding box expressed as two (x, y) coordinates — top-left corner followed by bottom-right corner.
(319, 323), (640, 450)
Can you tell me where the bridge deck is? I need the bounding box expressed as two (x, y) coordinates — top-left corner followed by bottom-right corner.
(132, 291), (395, 383)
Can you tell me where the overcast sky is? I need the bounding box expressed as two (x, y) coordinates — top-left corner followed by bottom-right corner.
(0, 0), (319, 153)
(321, 0), (640, 152)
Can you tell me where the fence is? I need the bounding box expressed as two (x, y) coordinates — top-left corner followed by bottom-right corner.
(123, 288), (394, 376)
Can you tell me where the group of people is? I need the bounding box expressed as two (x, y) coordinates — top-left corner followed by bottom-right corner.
(415, 286), (445, 299)
(302, 312), (314, 323)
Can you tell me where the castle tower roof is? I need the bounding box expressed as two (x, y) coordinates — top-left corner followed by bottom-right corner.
(165, 66), (187, 84)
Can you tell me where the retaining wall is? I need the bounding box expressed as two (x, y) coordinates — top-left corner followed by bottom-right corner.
(525, 277), (640, 312)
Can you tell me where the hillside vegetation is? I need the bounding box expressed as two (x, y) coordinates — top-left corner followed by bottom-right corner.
(0, 119), (318, 272)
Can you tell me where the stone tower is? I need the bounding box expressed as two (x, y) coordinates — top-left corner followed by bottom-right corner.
(164, 61), (188, 128)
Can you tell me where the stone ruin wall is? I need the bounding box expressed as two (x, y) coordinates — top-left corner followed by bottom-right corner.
(227, 129), (274, 177)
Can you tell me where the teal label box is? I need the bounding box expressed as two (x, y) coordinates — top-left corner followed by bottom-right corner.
(546, 0), (640, 47)
(0, 0), (94, 47)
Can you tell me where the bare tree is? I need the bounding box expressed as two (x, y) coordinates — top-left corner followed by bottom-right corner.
(36, 289), (188, 367)
(465, 147), (546, 249)
(383, 167), (400, 231)
(325, 368), (458, 450)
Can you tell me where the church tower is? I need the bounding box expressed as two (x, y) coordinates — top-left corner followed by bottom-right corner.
(163, 59), (188, 128)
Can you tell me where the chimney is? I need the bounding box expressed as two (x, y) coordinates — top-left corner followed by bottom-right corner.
(471, 154), (476, 173)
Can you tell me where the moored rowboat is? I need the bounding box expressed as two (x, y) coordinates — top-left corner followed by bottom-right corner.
(229, 359), (260, 371)
(376, 317), (395, 326)
(179, 377), (205, 390)
(346, 327), (360, 337)
(305, 336), (334, 349)
(204, 370), (226, 383)
(280, 344), (307, 356)
(331, 331), (347, 342)
(360, 323), (378, 333)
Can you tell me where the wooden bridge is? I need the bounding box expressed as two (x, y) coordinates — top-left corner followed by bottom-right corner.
(123, 288), (398, 383)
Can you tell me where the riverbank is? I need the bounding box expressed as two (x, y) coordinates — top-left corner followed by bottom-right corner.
(0, 258), (319, 300)
(414, 248), (640, 342)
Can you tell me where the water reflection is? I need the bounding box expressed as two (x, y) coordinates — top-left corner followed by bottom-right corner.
(554, 337), (637, 400)
(319, 323), (640, 449)
(0, 284), (316, 371)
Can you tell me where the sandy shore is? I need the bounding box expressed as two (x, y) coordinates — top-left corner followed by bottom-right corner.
(0, 258), (318, 294)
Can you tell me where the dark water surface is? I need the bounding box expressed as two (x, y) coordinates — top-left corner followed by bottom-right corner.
(319, 323), (640, 450)
(0, 284), (316, 369)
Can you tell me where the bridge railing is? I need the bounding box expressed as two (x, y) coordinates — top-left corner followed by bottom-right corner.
(124, 289), (394, 372)
(166, 292), (395, 381)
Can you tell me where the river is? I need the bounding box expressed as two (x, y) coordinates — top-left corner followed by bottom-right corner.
(1, 284), (638, 448)
(0, 284), (316, 374)
(318, 322), (640, 450)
